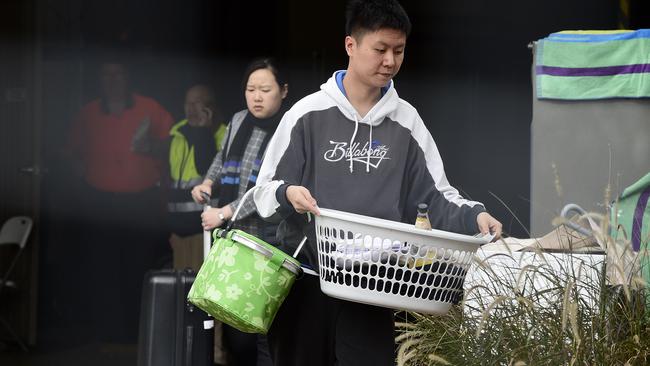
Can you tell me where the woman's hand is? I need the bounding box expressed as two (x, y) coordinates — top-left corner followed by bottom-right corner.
(200, 205), (234, 231)
(202, 207), (224, 230)
(191, 182), (213, 204)
(286, 185), (320, 216)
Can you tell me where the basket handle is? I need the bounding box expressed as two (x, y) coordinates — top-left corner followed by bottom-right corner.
(225, 185), (313, 234)
(225, 186), (319, 276)
(293, 234), (318, 276)
(292, 213), (319, 276)
(225, 186), (260, 231)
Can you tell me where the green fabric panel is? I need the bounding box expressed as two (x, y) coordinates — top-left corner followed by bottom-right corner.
(621, 172), (650, 198)
(611, 196), (639, 241)
(538, 73), (650, 99)
(610, 177), (650, 298)
(235, 229), (301, 268)
(611, 172), (650, 243)
(540, 38), (650, 68)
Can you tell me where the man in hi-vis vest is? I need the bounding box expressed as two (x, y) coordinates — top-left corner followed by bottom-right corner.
(167, 85), (227, 271)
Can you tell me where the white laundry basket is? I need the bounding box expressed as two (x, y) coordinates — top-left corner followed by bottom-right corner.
(315, 208), (491, 315)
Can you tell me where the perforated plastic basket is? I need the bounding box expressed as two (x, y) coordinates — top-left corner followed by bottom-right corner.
(315, 208), (491, 314)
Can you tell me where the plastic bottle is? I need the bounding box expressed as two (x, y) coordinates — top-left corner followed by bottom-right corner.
(414, 203), (432, 230)
(412, 203), (433, 268)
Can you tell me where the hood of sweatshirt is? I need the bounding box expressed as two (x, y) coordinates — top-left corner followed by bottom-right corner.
(320, 70), (399, 127)
(320, 70), (400, 172)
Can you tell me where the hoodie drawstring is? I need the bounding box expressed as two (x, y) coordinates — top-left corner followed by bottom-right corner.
(367, 123), (373, 173)
(349, 115), (359, 173)
(349, 115), (373, 173)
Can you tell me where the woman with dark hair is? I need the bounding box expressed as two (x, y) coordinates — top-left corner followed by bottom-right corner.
(190, 57), (288, 366)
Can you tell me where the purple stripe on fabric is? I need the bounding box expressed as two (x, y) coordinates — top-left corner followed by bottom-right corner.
(631, 187), (650, 252)
(536, 63), (650, 77)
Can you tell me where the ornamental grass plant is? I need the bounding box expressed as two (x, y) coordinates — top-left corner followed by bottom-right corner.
(396, 208), (649, 366)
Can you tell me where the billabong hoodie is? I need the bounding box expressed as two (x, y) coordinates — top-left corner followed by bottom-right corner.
(254, 71), (486, 269)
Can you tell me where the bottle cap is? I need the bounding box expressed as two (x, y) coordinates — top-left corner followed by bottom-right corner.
(417, 203), (428, 212)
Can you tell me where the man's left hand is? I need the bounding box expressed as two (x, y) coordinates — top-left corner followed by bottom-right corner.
(476, 212), (502, 241)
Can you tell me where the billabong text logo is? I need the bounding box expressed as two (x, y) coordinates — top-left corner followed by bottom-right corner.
(323, 140), (390, 169)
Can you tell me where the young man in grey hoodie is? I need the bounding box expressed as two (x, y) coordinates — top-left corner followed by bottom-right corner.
(254, 0), (502, 365)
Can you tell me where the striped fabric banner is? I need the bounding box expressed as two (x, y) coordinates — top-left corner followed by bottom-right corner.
(535, 29), (650, 100)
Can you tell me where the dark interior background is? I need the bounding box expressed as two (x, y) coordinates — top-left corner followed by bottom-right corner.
(39, 0), (629, 234)
(1, 0), (649, 351)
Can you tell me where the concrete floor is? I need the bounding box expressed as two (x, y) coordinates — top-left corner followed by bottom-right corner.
(0, 342), (137, 366)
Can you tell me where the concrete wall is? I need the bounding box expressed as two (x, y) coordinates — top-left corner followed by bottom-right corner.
(530, 43), (650, 236)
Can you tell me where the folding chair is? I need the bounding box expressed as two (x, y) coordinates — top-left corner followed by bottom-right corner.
(0, 216), (32, 352)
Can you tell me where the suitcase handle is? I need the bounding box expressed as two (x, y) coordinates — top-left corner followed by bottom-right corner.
(202, 192), (212, 260)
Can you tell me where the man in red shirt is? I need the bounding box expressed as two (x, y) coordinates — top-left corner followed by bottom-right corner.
(67, 61), (173, 344)
(68, 63), (173, 191)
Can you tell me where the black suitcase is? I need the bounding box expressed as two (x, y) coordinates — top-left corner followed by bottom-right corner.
(137, 269), (213, 366)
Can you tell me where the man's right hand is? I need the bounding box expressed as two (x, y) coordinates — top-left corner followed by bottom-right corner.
(286, 185), (320, 216)
(191, 183), (212, 204)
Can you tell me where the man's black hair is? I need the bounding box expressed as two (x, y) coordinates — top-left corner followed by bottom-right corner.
(345, 0), (412, 39)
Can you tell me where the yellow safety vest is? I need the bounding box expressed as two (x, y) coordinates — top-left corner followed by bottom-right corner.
(168, 120), (226, 212)
(169, 120), (226, 182)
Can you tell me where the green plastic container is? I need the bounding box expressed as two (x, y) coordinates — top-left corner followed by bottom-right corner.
(188, 228), (302, 334)
(610, 172), (650, 286)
